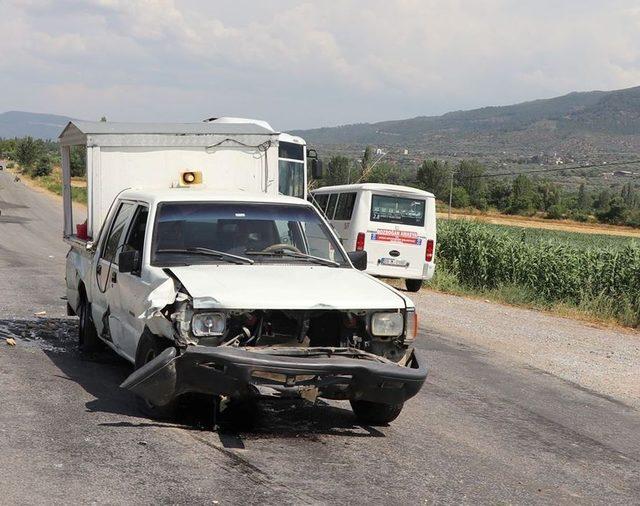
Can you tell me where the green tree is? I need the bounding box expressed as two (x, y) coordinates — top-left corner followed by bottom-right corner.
(15, 136), (41, 170)
(487, 179), (512, 211)
(31, 155), (53, 177)
(70, 146), (86, 177)
(450, 186), (470, 208)
(621, 182), (637, 208)
(363, 162), (397, 184)
(594, 189), (611, 210)
(596, 196), (627, 224)
(455, 160), (487, 209)
(416, 159), (451, 200)
(577, 183), (590, 210)
(325, 155), (353, 185)
(537, 180), (562, 211)
(508, 174), (539, 215)
(100, 116), (107, 122)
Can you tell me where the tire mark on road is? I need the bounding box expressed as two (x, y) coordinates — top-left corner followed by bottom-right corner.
(177, 429), (317, 505)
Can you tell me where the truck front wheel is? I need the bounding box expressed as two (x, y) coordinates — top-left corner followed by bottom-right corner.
(134, 332), (178, 420)
(350, 400), (404, 425)
(78, 296), (101, 352)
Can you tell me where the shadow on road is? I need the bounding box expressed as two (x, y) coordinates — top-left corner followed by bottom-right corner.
(0, 317), (386, 443)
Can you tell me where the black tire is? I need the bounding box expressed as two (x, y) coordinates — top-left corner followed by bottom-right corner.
(350, 400), (404, 425)
(134, 332), (178, 420)
(405, 279), (423, 292)
(78, 295), (101, 352)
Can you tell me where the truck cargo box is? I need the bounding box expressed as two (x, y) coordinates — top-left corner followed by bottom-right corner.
(58, 119), (308, 242)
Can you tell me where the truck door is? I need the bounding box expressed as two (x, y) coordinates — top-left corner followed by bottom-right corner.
(110, 204), (150, 361)
(91, 201), (136, 347)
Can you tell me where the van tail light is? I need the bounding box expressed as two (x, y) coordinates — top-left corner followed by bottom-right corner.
(356, 232), (366, 251)
(425, 239), (434, 262)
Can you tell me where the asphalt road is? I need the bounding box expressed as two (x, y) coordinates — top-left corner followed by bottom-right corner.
(1, 169), (639, 504)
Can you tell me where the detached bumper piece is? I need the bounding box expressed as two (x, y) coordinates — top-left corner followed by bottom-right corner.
(120, 346), (428, 407)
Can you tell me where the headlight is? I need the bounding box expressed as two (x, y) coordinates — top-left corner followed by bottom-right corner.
(192, 312), (226, 337)
(370, 312), (403, 337)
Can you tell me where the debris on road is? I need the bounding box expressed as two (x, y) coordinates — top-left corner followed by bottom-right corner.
(33, 311), (47, 317)
(6, 338), (16, 346)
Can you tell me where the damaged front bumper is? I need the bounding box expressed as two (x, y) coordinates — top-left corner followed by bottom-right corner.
(120, 345), (428, 407)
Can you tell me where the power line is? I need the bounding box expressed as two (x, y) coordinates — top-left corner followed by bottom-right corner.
(472, 159), (640, 179)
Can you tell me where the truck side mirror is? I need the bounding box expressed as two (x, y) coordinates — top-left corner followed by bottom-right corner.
(347, 250), (367, 271)
(310, 159), (324, 179)
(119, 250), (141, 274)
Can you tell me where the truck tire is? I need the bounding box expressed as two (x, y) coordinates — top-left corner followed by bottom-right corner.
(405, 279), (423, 292)
(78, 296), (101, 352)
(134, 332), (178, 420)
(350, 400), (404, 425)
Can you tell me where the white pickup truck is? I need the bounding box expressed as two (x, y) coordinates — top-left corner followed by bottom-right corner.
(61, 119), (427, 424)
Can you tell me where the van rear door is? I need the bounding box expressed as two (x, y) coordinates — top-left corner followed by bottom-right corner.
(364, 193), (428, 279)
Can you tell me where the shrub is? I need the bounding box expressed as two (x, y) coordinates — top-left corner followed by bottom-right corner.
(31, 155), (53, 177)
(545, 204), (565, 220)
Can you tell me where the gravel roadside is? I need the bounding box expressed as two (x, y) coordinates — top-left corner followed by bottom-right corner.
(411, 288), (640, 409)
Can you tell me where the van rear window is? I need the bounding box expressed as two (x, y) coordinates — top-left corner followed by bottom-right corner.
(370, 194), (425, 226)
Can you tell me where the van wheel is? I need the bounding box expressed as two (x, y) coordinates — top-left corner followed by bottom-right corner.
(78, 296), (101, 352)
(405, 279), (423, 292)
(350, 400), (404, 425)
(134, 333), (178, 420)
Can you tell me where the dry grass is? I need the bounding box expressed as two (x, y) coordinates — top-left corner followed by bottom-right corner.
(437, 209), (640, 238)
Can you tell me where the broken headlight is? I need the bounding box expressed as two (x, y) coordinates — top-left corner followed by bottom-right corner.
(370, 312), (403, 337)
(192, 312), (226, 337)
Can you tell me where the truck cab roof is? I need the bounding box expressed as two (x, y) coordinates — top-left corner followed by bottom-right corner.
(116, 188), (311, 207)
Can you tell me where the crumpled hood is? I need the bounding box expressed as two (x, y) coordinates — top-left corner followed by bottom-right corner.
(167, 264), (407, 310)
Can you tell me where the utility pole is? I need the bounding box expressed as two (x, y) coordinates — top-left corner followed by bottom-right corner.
(448, 171), (453, 219)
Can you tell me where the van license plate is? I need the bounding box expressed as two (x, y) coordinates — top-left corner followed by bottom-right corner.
(379, 257), (409, 267)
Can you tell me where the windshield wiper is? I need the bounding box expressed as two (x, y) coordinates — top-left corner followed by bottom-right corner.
(246, 250), (339, 267)
(156, 247), (254, 265)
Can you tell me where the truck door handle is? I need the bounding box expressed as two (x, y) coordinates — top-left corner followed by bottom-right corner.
(96, 264), (102, 275)
(111, 271), (117, 283)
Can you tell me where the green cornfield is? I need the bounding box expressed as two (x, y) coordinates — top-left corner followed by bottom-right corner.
(435, 220), (640, 326)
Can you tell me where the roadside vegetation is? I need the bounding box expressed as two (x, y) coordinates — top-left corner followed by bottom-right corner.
(0, 136), (87, 204)
(432, 220), (640, 327)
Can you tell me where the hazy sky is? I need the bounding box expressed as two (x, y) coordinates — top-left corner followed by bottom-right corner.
(1, 0), (640, 130)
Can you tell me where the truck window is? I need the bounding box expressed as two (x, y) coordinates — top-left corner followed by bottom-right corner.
(278, 141), (305, 199)
(334, 192), (356, 220)
(326, 194), (338, 219)
(370, 194), (425, 227)
(102, 202), (136, 264)
(123, 205), (149, 258)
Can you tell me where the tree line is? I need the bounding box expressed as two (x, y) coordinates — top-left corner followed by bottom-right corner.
(318, 152), (640, 228)
(0, 136), (85, 178)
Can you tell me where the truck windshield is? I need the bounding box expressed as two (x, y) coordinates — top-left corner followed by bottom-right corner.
(152, 202), (348, 266)
(370, 194), (426, 227)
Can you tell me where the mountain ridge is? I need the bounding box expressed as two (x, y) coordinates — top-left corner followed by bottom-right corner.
(0, 111), (74, 139)
(292, 86), (640, 155)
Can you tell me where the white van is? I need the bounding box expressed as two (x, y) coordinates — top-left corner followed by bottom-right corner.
(311, 183), (436, 292)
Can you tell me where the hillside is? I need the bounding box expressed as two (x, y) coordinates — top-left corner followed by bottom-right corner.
(294, 86), (640, 157)
(0, 111), (74, 139)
